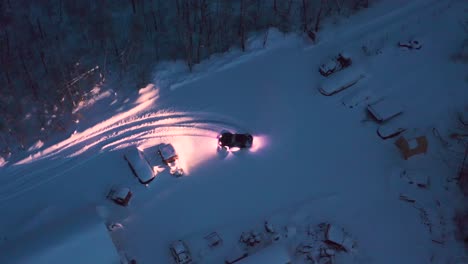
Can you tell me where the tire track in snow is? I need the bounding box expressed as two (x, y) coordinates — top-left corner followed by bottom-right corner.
(0, 112), (245, 202)
(0, 0), (449, 202)
(4, 115), (232, 184)
(14, 110), (240, 165)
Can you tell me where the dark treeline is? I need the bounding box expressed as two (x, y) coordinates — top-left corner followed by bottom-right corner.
(0, 0), (370, 154)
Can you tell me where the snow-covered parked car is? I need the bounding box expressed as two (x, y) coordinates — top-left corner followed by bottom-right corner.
(398, 39), (422, 50)
(159, 143), (184, 176)
(124, 147), (156, 185)
(107, 186), (132, 207)
(170, 240), (192, 264)
(367, 99), (403, 122)
(319, 53), (352, 77)
(324, 223), (356, 252)
(319, 68), (365, 96)
(218, 131), (253, 151)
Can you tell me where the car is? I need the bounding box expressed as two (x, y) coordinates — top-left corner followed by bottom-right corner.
(318, 68), (365, 96)
(170, 240), (192, 264)
(124, 147), (156, 184)
(107, 187), (132, 207)
(158, 143), (184, 176)
(398, 40), (422, 50)
(319, 53), (352, 77)
(218, 131), (253, 151)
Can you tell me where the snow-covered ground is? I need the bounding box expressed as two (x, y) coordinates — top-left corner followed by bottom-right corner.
(0, 0), (467, 263)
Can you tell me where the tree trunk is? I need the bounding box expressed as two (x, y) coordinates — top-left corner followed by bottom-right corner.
(239, 0), (246, 52)
(314, 0), (325, 32)
(40, 50), (48, 74)
(37, 18), (45, 39)
(5, 29), (10, 55)
(151, 10), (158, 32)
(19, 50), (38, 100)
(334, 0), (342, 13)
(131, 0), (136, 14)
(301, 0), (308, 32)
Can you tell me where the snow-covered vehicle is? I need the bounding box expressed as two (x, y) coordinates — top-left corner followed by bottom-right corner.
(169, 240), (192, 264)
(124, 147), (156, 185)
(398, 39), (422, 50)
(367, 99), (403, 123)
(218, 131), (253, 151)
(319, 53), (352, 77)
(159, 143), (184, 176)
(324, 223), (356, 252)
(367, 98), (406, 139)
(377, 120), (406, 140)
(107, 187), (132, 207)
(319, 68), (365, 96)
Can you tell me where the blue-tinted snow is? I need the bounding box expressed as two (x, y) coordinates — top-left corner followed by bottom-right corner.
(0, 0), (467, 263)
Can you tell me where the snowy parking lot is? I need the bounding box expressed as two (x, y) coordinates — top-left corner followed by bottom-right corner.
(0, 0), (467, 263)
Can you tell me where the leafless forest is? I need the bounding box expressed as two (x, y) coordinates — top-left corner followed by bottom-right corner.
(0, 0), (370, 154)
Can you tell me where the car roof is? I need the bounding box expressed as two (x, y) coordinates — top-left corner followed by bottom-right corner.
(159, 143), (177, 160)
(171, 240), (187, 254)
(124, 147), (155, 183)
(113, 187), (130, 198)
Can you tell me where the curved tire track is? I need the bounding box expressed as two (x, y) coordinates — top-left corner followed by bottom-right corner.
(0, 111), (246, 202)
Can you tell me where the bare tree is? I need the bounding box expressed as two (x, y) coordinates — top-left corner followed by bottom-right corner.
(239, 0), (246, 51)
(314, 0), (325, 32)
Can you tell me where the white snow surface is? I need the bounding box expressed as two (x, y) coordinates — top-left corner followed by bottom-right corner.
(0, 0), (467, 263)
(0, 208), (120, 264)
(236, 245), (291, 264)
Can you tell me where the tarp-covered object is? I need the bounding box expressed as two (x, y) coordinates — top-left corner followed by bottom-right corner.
(394, 136), (428, 160)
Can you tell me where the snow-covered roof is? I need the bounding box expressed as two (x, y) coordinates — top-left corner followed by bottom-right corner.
(320, 59), (338, 72)
(159, 143), (177, 160)
(171, 240), (188, 254)
(236, 245), (291, 264)
(320, 68), (365, 95)
(0, 208), (121, 264)
(124, 147), (155, 183)
(367, 99), (403, 122)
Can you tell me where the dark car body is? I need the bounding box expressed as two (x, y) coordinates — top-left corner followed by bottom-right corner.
(398, 40), (422, 50)
(218, 132), (253, 149)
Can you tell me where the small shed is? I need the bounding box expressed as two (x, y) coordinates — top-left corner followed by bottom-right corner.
(394, 136), (428, 160)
